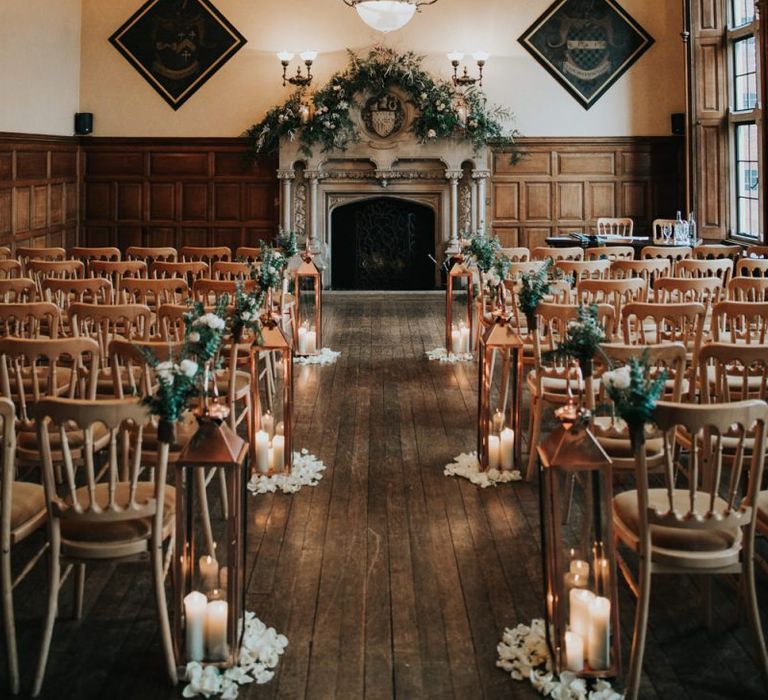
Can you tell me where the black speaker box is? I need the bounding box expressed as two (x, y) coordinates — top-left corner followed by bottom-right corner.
(671, 112), (685, 136)
(75, 113), (93, 136)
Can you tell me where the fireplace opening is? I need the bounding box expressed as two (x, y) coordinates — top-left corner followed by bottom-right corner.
(331, 197), (436, 290)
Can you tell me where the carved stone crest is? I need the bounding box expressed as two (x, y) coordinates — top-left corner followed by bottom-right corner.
(362, 93), (405, 139)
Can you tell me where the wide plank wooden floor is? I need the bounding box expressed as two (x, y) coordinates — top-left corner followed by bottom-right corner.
(7, 293), (768, 699)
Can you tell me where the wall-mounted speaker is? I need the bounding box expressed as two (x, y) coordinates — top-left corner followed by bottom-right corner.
(671, 112), (685, 136)
(75, 113), (93, 136)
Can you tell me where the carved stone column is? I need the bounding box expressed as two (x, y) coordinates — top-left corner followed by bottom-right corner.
(305, 170), (324, 254)
(277, 169), (295, 232)
(446, 169), (464, 253)
(472, 169), (491, 235)
(471, 177), (479, 232)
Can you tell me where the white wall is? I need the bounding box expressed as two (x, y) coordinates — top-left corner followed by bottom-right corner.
(78, 0), (684, 138)
(0, 0), (82, 136)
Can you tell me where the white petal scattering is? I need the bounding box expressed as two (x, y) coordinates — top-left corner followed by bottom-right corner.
(182, 612), (288, 699)
(444, 451), (522, 487)
(425, 347), (474, 363)
(294, 348), (341, 366)
(247, 450), (326, 495)
(497, 619), (624, 700)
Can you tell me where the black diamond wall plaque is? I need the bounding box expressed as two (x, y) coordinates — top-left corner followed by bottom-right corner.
(519, 0), (653, 110)
(110, 0), (246, 110)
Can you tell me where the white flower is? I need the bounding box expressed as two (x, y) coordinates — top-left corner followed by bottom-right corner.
(469, 119), (478, 128)
(323, 120), (331, 128)
(179, 359), (198, 378)
(420, 92), (428, 100)
(195, 313), (226, 331)
(333, 84), (341, 91)
(603, 365), (631, 390)
(188, 331), (201, 343)
(436, 102), (445, 112)
(338, 100), (348, 109)
(155, 361), (175, 385)
(427, 128), (437, 139)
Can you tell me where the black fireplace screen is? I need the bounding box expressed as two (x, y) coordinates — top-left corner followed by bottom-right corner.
(331, 198), (436, 290)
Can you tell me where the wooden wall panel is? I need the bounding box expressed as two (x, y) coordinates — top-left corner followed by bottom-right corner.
(0, 133), (79, 249)
(491, 137), (683, 246)
(82, 139), (278, 250)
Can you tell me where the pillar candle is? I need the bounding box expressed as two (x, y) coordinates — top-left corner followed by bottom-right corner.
(275, 421), (284, 436)
(565, 631), (584, 672)
(306, 329), (317, 354)
(451, 328), (462, 355)
(569, 588), (595, 639)
(563, 572), (587, 591)
(500, 428), (514, 470)
(487, 435), (500, 469)
(597, 557), (610, 596)
(271, 434), (285, 472)
(492, 408), (505, 434)
(183, 591), (207, 662)
(261, 410), (274, 440)
(460, 325), (470, 354)
(255, 430), (270, 474)
(205, 599), (229, 662)
(587, 596), (611, 670)
(569, 559), (590, 580)
(199, 555), (219, 593)
(298, 326), (308, 354)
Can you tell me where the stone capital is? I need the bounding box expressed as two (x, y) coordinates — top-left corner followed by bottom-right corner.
(276, 169), (296, 180)
(471, 169), (492, 180)
(445, 169), (464, 181)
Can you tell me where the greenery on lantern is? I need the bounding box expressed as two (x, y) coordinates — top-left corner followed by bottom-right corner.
(244, 46), (518, 158)
(253, 245), (288, 291)
(275, 229), (299, 258)
(518, 258), (553, 324)
(602, 352), (668, 437)
(183, 296), (230, 365)
(139, 353), (200, 426)
(542, 304), (606, 375)
(231, 281), (266, 344)
(462, 234), (502, 274)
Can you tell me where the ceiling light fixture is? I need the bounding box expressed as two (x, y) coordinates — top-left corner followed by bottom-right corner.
(343, 0), (439, 33)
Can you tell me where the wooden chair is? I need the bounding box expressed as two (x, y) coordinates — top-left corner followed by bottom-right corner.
(119, 279), (189, 327)
(674, 257), (733, 286)
(745, 245), (768, 258)
(652, 276), (724, 306)
(555, 259), (611, 282)
(0, 260), (22, 279)
(640, 245), (692, 263)
(0, 302), (60, 339)
(728, 276), (768, 301)
(525, 302), (616, 480)
(531, 246), (584, 262)
(16, 247), (65, 274)
(31, 398), (177, 696)
(212, 261), (251, 281)
(89, 260), (148, 299)
(500, 247), (530, 262)
(234, 246), (263, 263)
(191, 278), (241, 306)
(180, 245), (231, 267)
(610, 258), (671, 287)
(0, 246), (10, 260)
(597, 217), (633, 238)
(41, 277), (113, 312)
(1, 396), (46, 695)
(651, 218), (677, 243)
(27, 259), (84, 289)
(694, 244), (742, 261)
(150, 260), (209, 285)
(577, 278), (647, 337)
(68, 246), (121, 269)
(710, 301), (768, 344)
(584, 245), (635, 261)
(0, 279), (36, 304)
(736, 258), (768, 278)
(615, 400), (768, 699)
(125, 246), (177, 267)
(699, 342), (768, 404)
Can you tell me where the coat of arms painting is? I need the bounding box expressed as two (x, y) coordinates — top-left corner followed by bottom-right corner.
(519, 0), (654, 110)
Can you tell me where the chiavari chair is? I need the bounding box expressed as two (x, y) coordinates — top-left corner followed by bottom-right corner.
(41, 278), (113, 323)
(0, 279), (37, 304)
(234, 245), (263, 262)
(0, 302), (60, 339)
(0, 260), (22, 279)
(651, 218), (677, 243)
(693, 244), (742, 261)
(745, 245), (768, 258)
(27, 259), (84, 299)
(736, 257), (768, 278)
(640, 245), (692, 264)
(31, 398), (177, 696)
(15, 247), (65, 275)
(0, 246), (11, 260)
(150, 260), (209, 286)
(212, 260), (250, 281)
(180, 245), (231, 268)
(652, 276), (724, 306)
(89, 259), (148, 299)
(710, 301), (768, 344)
(531, 246), (583, 262)
(68, 246), (121, 272)
(728, 275), (768, 301)
(576, 277), (647, 338)
(555, 258), (611, 282)
(674, 257), (733, 286)
(500, 246), (530, 262)
(597, 217), (633, 238)
(616, 400), (768, 699)
(119, 278), (189, 334)
(584, 245), (634, 261)
(125, 246), (177, 267)
(610, 258), (671, 290)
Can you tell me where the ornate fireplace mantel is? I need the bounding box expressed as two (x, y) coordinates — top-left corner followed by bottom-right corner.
(276, 88), (490, 284)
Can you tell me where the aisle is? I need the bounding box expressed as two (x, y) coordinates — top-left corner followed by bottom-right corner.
(8, 293), (767, 699)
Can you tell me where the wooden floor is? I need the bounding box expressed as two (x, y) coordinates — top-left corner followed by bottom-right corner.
(7, 293), (768, 699)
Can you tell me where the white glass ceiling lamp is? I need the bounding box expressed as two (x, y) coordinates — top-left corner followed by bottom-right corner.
(344, 1), (438, 33)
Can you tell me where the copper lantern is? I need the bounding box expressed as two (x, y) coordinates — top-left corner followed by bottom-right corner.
(536, 404), (621, 679)
(445, 256), (474, 355)
(293, 252), (322, 356)
(250, 313), (293, 474)
(477, 312), (523, 471)
(173, 412), (249, 671)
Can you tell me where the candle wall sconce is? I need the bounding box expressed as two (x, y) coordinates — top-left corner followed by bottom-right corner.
(293, 251), (322, 356)
(537, 403), (621, 678)
(447, 49), (489, 88)
(173, 410), (249, 671)
(446, 256), (474, 355)
(250, 312), (294, 475)
(277, 50), (317, 87)
(477, 311), (523, 471)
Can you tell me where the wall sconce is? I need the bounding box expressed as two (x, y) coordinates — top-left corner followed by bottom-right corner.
(277, 50), (318, 88)
(447, 50), (489, 88)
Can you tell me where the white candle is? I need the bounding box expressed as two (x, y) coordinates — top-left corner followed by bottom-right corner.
(587, 596), (611, 670)
(298, 326), (308, 354)
(255, 430), (270, 474)
(500, 428), (514, 470)
(569, 588), (595, 639)
(565, 631), (584, 672)
(261, 410), (274, 440)
(451, 328), (462, 355)
(492, 409), (505, 435)
(597, 557), (610, 595)
(205, 599), (229, 662)
(306, 329), (317, 354)
(487, 435), (500, 469)
(460, 325), (470, 354)
(199, 555), (219, 592)
(183, 591), (207, 662)
(271, 434), (285, 472)
(570, 559), (590, 580)
(275, 420), (284, 436)
(563, 572), (587, 591)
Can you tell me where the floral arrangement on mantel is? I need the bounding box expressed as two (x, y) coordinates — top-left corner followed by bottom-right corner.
(244, 46), (519, 157)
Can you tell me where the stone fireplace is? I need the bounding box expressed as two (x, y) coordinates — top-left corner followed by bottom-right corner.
(276, 88), (490, 288)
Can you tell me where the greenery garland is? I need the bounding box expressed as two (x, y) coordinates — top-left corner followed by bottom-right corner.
(244, 47), (519, 158)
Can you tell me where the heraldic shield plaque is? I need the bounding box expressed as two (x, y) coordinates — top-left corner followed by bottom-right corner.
(519, 0), (653, 110)
(110, 0), (246, 110)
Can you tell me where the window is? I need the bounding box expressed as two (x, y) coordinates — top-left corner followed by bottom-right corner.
(728, 1), (760, 239)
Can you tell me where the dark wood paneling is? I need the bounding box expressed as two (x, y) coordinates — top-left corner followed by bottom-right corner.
(82, 138), (279, 250)
(491, 137), (683, 248)
(0, 133), (79, 249)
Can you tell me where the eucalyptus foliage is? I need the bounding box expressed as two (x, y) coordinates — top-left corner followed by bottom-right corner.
(518, 258), (553, 321)
(254, 245), (288, 291)
(275, 230), (299, 258)
(462, 234), (502, 274)
(542, 304), (605, 372)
